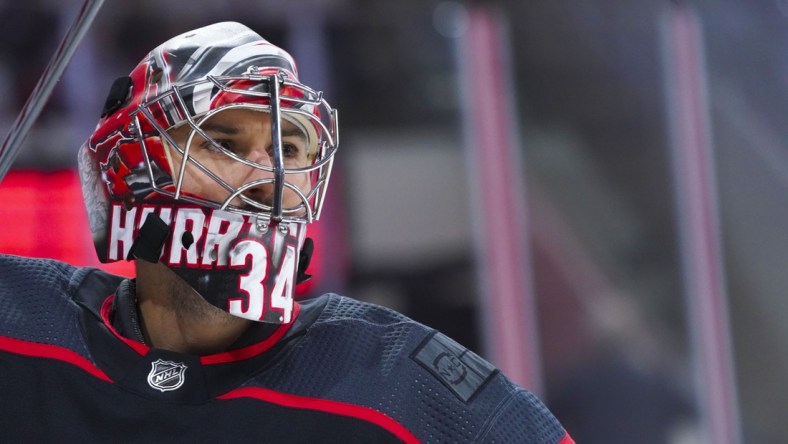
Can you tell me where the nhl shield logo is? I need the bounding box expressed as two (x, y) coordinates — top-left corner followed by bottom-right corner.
(147, 359), (187, 392)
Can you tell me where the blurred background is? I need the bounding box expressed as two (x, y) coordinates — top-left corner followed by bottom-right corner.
(0, 0), (785, 442)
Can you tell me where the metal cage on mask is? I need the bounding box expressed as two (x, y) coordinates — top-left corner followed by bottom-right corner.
(90, 68), (339, 324)
(130, 69), (338, 229)
(71, 22), (341, 324)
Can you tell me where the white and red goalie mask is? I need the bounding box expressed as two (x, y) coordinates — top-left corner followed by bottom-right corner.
(78, 22), (338, 324)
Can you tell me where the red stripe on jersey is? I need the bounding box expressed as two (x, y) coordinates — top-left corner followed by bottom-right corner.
(0, 336), (113, 382)
(217, 386), (420, 443)
(559, 431), (576, 444)
(98, 293), (302, 364)
(200, 302), (302, 365)
(99, 295), (151, 356)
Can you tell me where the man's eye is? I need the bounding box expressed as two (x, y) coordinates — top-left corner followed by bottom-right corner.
(200, 139), (233, 152)
(282, 143), (300, 157)
(215, 140), (234, 150)
(267, 143), (301, 158)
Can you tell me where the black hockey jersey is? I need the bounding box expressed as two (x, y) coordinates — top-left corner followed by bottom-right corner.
(0, 255), (572, 443)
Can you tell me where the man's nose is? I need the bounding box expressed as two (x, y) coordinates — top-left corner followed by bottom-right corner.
(244, 142), (274, 166)
(243, 148), (274, 206)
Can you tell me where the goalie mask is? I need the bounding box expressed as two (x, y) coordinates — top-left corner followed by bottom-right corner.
(78, 22), (338, 324)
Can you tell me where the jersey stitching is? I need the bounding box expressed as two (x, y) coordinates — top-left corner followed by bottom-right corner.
(66, 265), (96, 302)
(471, 379), (517, 443)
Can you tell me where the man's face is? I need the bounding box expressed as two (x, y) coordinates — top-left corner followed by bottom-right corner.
(167, 107), (313, 215)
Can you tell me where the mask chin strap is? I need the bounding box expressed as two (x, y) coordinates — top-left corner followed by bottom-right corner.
(128, 212), (316, 286)
(296, 237), (314, 284)
(128, 213), (171, 262)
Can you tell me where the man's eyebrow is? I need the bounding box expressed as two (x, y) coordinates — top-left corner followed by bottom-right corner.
(200, 123), (239, 135)
(281, 127), (306, 139)
(198, 123), (305, 139)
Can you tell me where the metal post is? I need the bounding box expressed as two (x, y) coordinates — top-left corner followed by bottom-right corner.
(661, 3), (742, 443)
(456, 5), (543, 393)
(0, 0), (105, 182)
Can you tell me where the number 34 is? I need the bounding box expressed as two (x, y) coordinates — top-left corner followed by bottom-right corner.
(228, 240), (295, 323)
